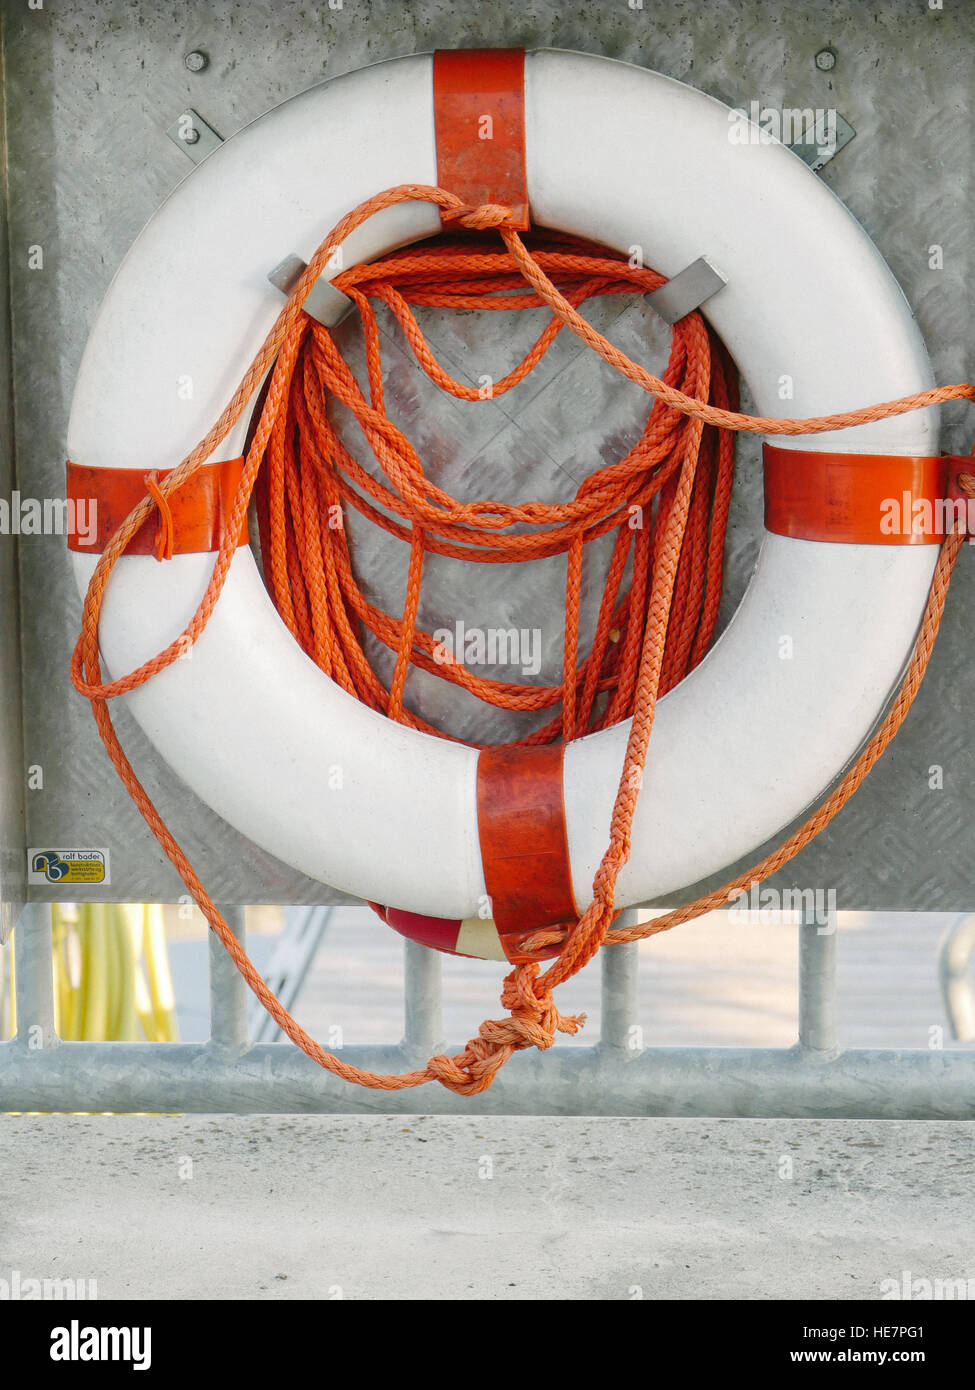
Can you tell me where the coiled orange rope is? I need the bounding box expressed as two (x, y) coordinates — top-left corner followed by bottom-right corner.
(72, 185), (975, 1094)
(254, 225), (736, 738)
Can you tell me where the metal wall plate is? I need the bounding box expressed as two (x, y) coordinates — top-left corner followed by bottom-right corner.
(0, 78), (26, 942)
(788, 110), (856, 172)
(1, 1), (973, 909)
(165, 107), (224, 164)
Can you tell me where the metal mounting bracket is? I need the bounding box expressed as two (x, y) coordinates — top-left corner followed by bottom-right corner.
(788, 111), (856, 172)
(646, 256), (728, 325)
(267, 253), (353, 328)
(166, 108), (224, 164)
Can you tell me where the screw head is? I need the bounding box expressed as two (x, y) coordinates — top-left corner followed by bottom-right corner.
(184, 50), (208, 73)
(182, 127), (201, 145)
(815, 48), (836, 72)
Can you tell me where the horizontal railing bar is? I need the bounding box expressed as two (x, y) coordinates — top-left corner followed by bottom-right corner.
(2, 1041), (973, 1118)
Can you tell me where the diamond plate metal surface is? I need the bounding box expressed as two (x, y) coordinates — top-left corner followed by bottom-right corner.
(0, 73), (26, 940)
(1, 0), (973, 907)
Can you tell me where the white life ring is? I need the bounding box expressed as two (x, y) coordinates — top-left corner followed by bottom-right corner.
(68, 50), (939, 958)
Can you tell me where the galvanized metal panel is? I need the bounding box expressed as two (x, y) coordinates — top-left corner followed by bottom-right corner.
(1, 0), (973, 908)
(2, 1037), (974, 1118)
(0, 55), (26, 941)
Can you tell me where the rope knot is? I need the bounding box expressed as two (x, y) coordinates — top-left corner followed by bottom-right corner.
(441, 201), (518, 232)
(425, 963), (585, 1096)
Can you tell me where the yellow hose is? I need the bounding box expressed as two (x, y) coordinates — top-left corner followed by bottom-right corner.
(143, 905), (179, 1042)
(106, 907), (122, 1040)
(81, 904), (109, 1040)
(4, 933), (14, 1040)
(115, 905), (140, 1041)
(3, 901), (181, 1045)
(60, 906), (83, 1041)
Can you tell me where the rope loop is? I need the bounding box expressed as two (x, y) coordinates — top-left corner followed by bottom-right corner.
(143, 471), (175, 562)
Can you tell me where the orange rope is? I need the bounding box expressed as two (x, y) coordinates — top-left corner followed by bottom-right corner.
(143, 472), (175, 562)
(71, 185), (975, 1095)
(252, 227), (736, 735)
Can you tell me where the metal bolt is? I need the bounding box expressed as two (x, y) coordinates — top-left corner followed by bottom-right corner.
(815, 48), (836, 72)
(182, 127), (201, 145)
(184, 50), (208, 73)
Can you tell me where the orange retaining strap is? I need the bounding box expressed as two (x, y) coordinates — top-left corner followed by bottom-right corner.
(476, 743), (578, 963)
(433, 49), (530, 230)
(763, 445), (974, 543)
(66, 458), (249, 555)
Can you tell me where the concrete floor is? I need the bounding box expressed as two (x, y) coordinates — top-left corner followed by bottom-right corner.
(3, 1114), (974, 1300)
(4, 910), (973, 1298)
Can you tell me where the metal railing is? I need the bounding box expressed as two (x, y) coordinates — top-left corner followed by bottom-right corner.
(939, 914), (975, 1043)
(2, 901), (974, 1117)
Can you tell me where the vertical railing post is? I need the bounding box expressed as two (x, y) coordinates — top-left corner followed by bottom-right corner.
(798, 900), (838, 1054)
(938, 914), (975, 1041)
(402, 938), (443, 1057)
(208, 905), (249, 1047)
(14, 902), (57, 1049)
(601, 909), (642, 1053)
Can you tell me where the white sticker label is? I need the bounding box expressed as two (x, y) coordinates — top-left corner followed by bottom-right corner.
(28, 848), (111, 886)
